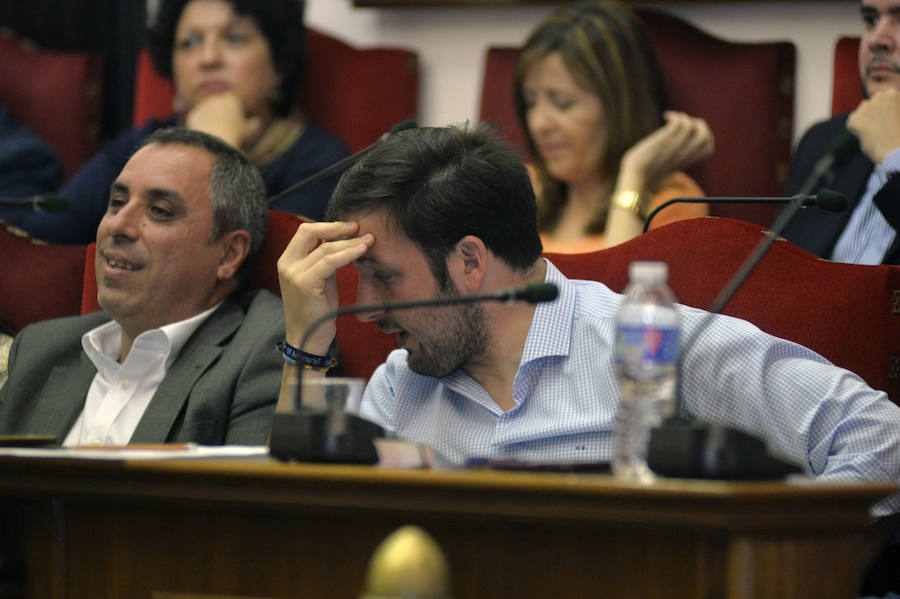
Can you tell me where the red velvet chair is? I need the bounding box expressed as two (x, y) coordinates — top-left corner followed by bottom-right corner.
(832, 36), (863, 116)
(0, 31), (104, 181)
(132, 28), (419, 153)
(547, 217), (900, 403)
(0, 223), (87, 332)
(478, 9), (796, 229)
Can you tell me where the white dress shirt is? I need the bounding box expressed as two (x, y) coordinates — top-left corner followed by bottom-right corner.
(63, 303), (221, 446)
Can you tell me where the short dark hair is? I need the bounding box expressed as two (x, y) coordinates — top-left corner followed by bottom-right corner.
(147, 0), (306, 117)
(326, 124), (543, 288)
(140, 127), (268, 282)
(514, 1), (667, 234)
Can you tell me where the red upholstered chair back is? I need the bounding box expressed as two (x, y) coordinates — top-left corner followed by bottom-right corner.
(832, 36), (863, 116)
(133, 28), (419, 153)
(298, 29), (419, 152)
(81, 210), (304, 313)
(131, 50), (174, 130)
(0, 31), (104, 180)
(547, 217), (900, 403)
(479, 9), (795, 229)
(0, 223), (87, 332)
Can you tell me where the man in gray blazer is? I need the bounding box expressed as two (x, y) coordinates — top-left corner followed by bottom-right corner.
(0, 128), (283, 445)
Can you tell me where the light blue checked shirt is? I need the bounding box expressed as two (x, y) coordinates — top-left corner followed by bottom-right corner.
(360, 261), (900, 514)
(831, 148), (900, 265)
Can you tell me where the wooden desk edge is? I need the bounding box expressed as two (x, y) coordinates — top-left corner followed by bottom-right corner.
(0, 455), (892, 532)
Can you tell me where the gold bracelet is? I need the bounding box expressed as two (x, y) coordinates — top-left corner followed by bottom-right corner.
(612, 190), (650, 220)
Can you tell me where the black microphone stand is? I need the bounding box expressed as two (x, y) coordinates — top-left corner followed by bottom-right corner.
(641, 189), (849, 233)
(642, 197), (805, 233)
(646, 134), (859, 479)
(645, 204), (808, 479)
(0, 195), (70, 212)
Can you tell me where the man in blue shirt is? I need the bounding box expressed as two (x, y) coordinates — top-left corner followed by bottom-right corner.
(278, 123), (900, 518)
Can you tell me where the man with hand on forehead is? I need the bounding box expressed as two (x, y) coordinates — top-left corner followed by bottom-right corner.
(276, 125), (900, 521)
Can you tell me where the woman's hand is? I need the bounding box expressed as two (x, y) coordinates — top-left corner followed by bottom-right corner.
(617, 111), (714, 192)
(184, 91), (264, 149)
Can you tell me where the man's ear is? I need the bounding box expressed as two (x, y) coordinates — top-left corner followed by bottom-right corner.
(451, 235), (488, 292)
(216, 230), (252, 282)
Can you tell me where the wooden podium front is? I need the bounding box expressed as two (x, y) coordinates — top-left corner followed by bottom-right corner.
(0, 455), (892, 599)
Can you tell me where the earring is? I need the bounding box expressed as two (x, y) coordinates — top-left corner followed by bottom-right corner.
(173, 96), (187, 113)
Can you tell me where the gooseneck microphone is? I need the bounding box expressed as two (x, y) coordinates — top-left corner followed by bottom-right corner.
(642, 189), (848, 233)
(802, 130), (860, 195)
(269, 282), (559, 463)
(266, 119), (418, 206)
(647, 130), (860, 480)
(0, 194), (69, 212)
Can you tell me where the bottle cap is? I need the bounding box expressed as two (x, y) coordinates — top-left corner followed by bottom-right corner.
(629, 261), (668, 285)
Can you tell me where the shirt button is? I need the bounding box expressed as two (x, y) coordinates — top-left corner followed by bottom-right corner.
(120, 379), (130, 390)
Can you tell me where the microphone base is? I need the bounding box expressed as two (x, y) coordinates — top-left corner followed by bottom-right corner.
(269, 409), (384, 464)
(647, 418), (801, 480)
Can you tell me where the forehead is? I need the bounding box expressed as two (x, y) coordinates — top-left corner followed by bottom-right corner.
(117, 143), (214, 206)
(177, 0), (243, 29)
(354, 210), (424, 267)
(525, 53), (576, 84)
(523, 52), (598, 96)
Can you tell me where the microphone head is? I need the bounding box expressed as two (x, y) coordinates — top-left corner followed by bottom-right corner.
(41, 195), (70, 212)
(389, 119), (418, 135)
(814, 189), (848, 213)
(521, 282), (559, 304)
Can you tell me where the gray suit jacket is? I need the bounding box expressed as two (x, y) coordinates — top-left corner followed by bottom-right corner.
(0, 289), (284, 445)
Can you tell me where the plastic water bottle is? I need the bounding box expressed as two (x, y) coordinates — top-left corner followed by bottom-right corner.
(612, 261), (680, 482)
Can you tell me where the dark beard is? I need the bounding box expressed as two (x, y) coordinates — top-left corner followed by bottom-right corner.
(406, 301), (489, 378)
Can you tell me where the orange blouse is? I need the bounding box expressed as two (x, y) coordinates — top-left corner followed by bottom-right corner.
(539, 171), (707, 254)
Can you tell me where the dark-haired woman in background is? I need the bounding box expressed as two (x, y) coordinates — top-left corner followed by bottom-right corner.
(515, 1), (713, 253)
(0, 0), (347, 244)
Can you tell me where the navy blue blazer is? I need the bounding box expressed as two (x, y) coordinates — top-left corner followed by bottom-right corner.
(782, 113), (900, 265)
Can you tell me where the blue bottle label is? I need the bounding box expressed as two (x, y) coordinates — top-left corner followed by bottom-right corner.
(615, 326), (679, 364)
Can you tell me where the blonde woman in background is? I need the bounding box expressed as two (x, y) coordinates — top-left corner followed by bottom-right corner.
(515, 1), (714, 253)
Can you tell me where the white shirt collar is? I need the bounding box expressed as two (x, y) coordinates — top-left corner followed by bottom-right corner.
(82, 301), (224, 372)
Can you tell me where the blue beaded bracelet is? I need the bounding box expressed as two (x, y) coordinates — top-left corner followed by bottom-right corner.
(276, 340), (337, 372)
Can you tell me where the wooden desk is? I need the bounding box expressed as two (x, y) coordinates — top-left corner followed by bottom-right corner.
(0, 455), (892, 599)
